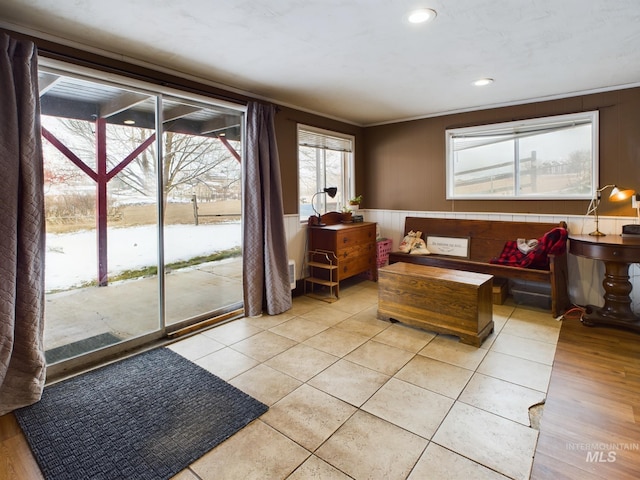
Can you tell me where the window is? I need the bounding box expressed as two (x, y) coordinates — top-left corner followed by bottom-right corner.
(298, 124), (354, 221)
(446, 111), (598, 199)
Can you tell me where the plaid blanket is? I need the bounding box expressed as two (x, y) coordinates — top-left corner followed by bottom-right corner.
(490, 227), (568, 269)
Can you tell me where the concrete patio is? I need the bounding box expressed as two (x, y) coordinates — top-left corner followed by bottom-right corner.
(44, 257), (243, 363)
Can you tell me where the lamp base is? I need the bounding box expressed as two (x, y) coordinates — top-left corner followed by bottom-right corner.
(589, 230), (606, 236)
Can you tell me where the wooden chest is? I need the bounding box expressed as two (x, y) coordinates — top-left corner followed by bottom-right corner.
(308, 222), (377, 281)
(377, 262), (494, 346)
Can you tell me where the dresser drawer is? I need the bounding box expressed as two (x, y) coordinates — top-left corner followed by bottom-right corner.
(341, 255), (375, 277)
(336, 242), (375, 261)
(336, 225), (375, 248)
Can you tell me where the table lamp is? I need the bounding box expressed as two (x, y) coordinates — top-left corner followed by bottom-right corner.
(311, 187), (337, 226)
(587, 184), (635, 236)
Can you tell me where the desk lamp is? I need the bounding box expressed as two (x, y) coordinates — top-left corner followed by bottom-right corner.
(311, 187), (337, 226)
(588, 184), (635, 236)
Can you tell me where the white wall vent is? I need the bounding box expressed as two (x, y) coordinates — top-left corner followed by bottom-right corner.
(288, 260), (296, 290)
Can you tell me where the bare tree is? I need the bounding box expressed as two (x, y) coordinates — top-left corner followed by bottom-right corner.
(161, 130), (235, 198)
(51, 118), (237, 199)
(567, 149), (592, 193)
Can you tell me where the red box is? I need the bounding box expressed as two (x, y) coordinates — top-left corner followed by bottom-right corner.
(361, 238), (393, 280)
(377, 238), (393, 268)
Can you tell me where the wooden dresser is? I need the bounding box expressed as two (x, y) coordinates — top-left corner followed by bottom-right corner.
(306, 221), (377, 300)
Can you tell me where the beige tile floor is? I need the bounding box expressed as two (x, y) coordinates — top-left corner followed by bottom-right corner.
(168, 279), (560, 480)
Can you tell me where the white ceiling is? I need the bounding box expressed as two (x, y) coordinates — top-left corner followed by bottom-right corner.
(2, 0), (640, 126)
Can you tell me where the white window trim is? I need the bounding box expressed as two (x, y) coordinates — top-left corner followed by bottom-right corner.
(445, 111), (599, 200)
(297, 124), (355, 220)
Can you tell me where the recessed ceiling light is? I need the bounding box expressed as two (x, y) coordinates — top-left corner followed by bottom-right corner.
(473, 78), (494, 86)
(408, 8), (437, 24)
(123, 119), (136, 125)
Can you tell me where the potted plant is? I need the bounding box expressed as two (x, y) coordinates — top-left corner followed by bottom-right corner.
(349, 194), (363, 210)
(341, 206), (353, 222)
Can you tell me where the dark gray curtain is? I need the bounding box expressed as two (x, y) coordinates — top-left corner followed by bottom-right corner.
(243, 102), (292, 316)
(0, 33), (46, 415)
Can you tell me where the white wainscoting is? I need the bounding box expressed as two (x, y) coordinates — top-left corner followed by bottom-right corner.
(284, 211), (640, 314)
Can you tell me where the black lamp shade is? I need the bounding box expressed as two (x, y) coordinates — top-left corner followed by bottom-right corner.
(310, 187), (338, 225)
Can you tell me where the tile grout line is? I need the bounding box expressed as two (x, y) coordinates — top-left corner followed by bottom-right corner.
(177, 287), (560, 479)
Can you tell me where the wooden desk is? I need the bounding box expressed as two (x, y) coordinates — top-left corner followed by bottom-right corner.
(569, 234), (640, 333)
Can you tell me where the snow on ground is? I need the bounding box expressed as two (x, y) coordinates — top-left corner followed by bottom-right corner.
(46, 223), (241, 291)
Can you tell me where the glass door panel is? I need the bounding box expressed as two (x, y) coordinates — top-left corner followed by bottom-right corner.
(41, 72), (160, 365)
(161, 98), (243, 326)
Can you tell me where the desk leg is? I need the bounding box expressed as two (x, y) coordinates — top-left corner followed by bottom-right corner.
(582, 260), (640, 333)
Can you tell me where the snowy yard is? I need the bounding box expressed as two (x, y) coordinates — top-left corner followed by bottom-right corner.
(46, 222), (241, 291)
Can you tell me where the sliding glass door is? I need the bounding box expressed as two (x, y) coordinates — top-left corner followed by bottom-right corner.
(40, 64), (244, 369)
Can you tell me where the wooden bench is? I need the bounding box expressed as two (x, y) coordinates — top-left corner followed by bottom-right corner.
(388, 217), (570, 317)
(378, 262), (494, 346)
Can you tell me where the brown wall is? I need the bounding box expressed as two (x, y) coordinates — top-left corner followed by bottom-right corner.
(363, 88), (640, 217)
(3, 28), (363, 216)
(6, 28), (639, 218)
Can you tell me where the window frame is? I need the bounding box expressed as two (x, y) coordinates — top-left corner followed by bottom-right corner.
(445, 111), (599, 200)
(297, 124), (355, 222)
(37, 57), (248, 375)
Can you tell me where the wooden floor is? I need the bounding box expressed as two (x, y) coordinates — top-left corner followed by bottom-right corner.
(531, 317), (640, 479)
(0, 412), (43, 479)
(2, 316), (639, 480)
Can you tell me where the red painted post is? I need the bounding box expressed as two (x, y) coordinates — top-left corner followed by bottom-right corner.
(217, 135), (241, 163)
(43, 121), (155, 288)
(96, 118), (109, 286)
